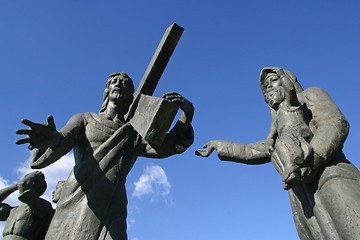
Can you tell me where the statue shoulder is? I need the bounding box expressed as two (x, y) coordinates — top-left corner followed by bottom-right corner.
(67, 112), (95, 125)
(299, 87), (332, 103)
(300, 86), (348, 129)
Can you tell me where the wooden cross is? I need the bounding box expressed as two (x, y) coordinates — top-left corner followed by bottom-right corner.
(127, 23), (184, 145)
(134, 23), (184, 98)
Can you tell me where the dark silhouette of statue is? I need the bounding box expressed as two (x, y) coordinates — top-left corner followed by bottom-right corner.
(0, 171), (54, 240)
(196, 67), (360, 240)
(16, 72), (194, 240)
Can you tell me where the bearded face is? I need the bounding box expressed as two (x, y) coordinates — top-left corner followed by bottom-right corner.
(107, 75), (134, 108)
(99, 73), (135, 114)
(109, 75), (131, 99)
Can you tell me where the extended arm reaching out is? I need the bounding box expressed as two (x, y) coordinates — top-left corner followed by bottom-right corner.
(196, 139), (272, 165)
(16, 114), (85, 169)
(16, 115), (61, 150)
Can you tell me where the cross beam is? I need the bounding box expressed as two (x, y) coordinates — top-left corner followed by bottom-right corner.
(126, 23), (184, 121)
(135, 23), (184, 97)
(126, 23), (184, 144)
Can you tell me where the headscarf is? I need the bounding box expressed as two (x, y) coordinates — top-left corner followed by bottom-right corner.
(259, 67), (303, 95)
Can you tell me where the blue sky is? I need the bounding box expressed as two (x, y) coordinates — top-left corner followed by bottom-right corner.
(1, 1), (359, 239)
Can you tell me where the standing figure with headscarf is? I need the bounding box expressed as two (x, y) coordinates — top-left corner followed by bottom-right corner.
(16, 72), (194, 240)
(196, 67), (360, 240)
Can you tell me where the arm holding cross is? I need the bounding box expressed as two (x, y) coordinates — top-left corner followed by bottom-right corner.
(137, 91), (194, 158)
(162, 92), (194, 127)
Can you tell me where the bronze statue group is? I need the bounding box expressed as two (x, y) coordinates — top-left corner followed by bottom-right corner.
(1, 68), (360, 240)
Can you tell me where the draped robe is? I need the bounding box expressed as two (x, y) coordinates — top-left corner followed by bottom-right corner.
(30, 112), (194, 240)
(215, 87), (360, 240)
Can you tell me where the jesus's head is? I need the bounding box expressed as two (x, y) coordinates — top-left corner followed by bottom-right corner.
(99, 72), (135, 113)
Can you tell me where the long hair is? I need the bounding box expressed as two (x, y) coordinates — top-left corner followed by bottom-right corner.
(99, 72), (135, 113)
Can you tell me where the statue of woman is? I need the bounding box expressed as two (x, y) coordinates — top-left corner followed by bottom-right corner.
(196, 67), (360, 240)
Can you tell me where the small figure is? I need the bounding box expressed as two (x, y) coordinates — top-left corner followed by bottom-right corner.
(0, 171), (54, 240)
(51, 180), (65, 204)
(263, 68), (313, 189)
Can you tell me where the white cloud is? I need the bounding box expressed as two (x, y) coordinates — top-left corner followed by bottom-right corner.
(0, 177), (9, 189)
(132, 165), (171, 199)
(127, 218), (135, 230)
